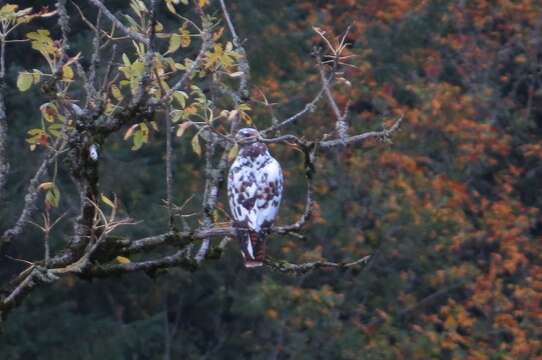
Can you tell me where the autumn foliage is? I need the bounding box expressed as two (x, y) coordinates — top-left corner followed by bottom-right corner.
(1, 0), (542, 358)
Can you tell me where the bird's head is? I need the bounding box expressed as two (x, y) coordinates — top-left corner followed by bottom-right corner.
(235, 128), (260, 145)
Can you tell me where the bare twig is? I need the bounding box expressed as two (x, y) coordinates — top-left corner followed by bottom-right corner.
(1, 141), (67, 251)
(319, 115), (403, 149)
(261, 85), (326, 135)
(165, 106), (174, 228)
(219, 0), (250, 100)
(0, 35), (9, 199)
(86, 0), (149, 45)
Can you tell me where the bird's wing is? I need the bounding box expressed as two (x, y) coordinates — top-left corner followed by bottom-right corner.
(228, 155), (258, 229)
(228, 153), (283, 232)
(254, 156), (283, 230)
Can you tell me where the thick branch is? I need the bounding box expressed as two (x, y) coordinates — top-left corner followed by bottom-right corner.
(120, 227), (235, 255)
(90, 249), (197, 276)
(261, 115), (403, 150)
(265, 255), (371, 275)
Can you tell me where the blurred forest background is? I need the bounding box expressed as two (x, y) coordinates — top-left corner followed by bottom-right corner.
(1, 0), (542, 359)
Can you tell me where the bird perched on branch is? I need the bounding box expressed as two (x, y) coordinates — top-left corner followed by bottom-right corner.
(228, 128), (283, 267)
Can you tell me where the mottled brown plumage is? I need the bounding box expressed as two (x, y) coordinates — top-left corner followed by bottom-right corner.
(227, 128), (283, 267)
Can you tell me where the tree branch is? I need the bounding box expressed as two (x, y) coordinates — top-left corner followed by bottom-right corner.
(219, 0), (250, 100)
(265, 255), (371, 275)
(86, 0), (149, 45)
(1, 142), (67, 252)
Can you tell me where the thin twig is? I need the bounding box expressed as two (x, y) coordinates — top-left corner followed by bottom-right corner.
(87, 0), (149, 45)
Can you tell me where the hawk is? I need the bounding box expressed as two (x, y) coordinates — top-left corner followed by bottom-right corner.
(227, 128), (283, 268)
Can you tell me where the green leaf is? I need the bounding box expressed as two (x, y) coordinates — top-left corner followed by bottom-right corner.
(132, 129), (144, 150)
(111, 84), (123, 101)
(122, 53), (131, 66)
(154, 21), (164, 32)
(131, 123), (149, 150)
(26, 29), (55, 56)
(171, 110), (184, 123)
(17, 72), (33, 92)
(165, 0), (177, 14)
(124, 14), (140, 30)
(176, 121), (193, 137)
(172, 90), (188, 108)
(0, 4), (18, 20)
(32, 70), (41, 84)
(191, 133), (202, 156)
(101, 193), (116, 208)
(48, 123), (63, 138)
(45, 183), (60, 208)
(166, 34), (182, 54)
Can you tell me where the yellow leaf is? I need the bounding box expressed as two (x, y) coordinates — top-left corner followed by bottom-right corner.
(213, 27), (224, 41)
(115, 256), (131, 264)
(180, 29), (191, 47)
(238, 103), (251, 111)
(62, 65), (74, 80)
(140, 122), (149, 138)
(198, 0), (209, 7)
(228, 143), (239, 162)
(241, 111), (252, 125)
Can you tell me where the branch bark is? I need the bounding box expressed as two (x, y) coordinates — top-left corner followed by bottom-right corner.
(86, 0), (149, 45)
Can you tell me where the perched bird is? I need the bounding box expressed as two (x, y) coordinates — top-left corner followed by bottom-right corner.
(227, 128), (283, 267)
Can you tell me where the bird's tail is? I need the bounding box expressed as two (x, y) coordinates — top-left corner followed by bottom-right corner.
(237, 229), (266, 268)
